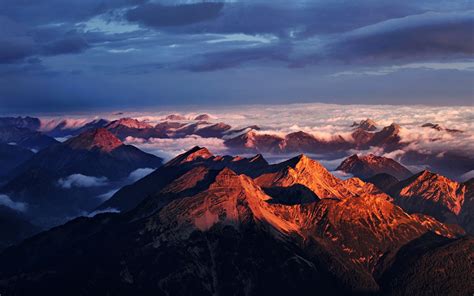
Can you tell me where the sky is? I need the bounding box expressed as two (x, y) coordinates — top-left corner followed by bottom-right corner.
(0, 0), (473, 112)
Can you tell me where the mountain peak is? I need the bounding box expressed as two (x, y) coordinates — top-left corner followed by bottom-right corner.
(391, 169), (465, 217)
(249, 153), (268, 165)
(277, 154), (334, 177)
(255, 154), (353, 199)
(422, 123), (463, 134)
(166, 146), (214, 166)
(410, 170), (451, 183)
(213, 167), (239, 183)
(194, 114), (211, 121)
(351, 118), (377, 131)
(387, 123), (401, 132)
(165, 114), (186, 121)
(359, 154), (387, 163)
(289, 153), (310, 164)
(337, 153), (412, 180)
(65, 128), (122, 152)
(106, 118), (152, 129)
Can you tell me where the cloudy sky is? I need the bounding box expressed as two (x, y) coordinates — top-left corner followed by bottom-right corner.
(1, 0), (473, 112)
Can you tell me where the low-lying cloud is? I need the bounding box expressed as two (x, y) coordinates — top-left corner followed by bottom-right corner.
(0, 194), (27, 212)
(58, 174), (108, 189)
(86, 207), (120, 217)
(124, 135), (227, 161)
(31, 102), (473, 179)
(97, 189), (120, 202)
(128, 168), (155, 182)
(331, 171), (354, 180)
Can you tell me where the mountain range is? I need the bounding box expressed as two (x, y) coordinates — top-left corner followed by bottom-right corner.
(0, 128), (162, 229)
(1, 115), (471, 179)
(0, 114), (471, 294)
(0, 146), (471, 295)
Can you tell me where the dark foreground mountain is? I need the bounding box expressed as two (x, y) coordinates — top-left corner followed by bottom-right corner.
(376, 232), (473, 295)
(0, 147), (469, 296)
(0, 143), (34, 182)
(0, 205), (39, 251)
(365, 173), (400, 192)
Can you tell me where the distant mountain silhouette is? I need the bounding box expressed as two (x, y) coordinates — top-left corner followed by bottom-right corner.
(0, 129), (163, 227)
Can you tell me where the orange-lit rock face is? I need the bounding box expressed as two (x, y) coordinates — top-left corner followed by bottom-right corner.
(139, 152), (463, 274)
(65, 128), (122, 152)
(336, 153), (412, 180)
(392, 170), (465, 218)
(165, 146), (214, 167)
(151, 168), (299, 234)
(0, 146), (470, 295)
(106, 118), (153, 129)
(255, 154), (352, 199)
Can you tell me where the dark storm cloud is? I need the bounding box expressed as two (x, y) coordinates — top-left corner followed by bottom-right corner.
(0, 17), (35, 64)
(324, 12), (474, 63)
(126, 2), (225, 27)
(181, 44), (290, 72)
(41, 35), (90, 56)
(0, 0), (145, 24)
(0, 0), (473, 111)
(182, 11), (474, 71)
(124, 1), (419, 37)
(0, 37), (35, 64)
(0, 21), (90, 64)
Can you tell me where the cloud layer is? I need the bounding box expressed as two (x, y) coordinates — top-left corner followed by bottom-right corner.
(37, 103), (474, 165)
(58, 174), (108, 189)
(1, 1), (473, 111)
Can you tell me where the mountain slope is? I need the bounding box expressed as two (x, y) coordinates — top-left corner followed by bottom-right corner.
(98, 146), (268, 212)
(0, 129), (163, 227)
(14, 128), (162, 180)
(255, 154), (363, 200)
(389, 170), (465, 223)
(459, 179), (474, 234)
(0, 126), (58, 151)
(365, 173), (401, 192)
(0, 143), (34, 181)
(45, 118), (109, 137)
(0, 147), (466, 296)
(0, 205), (40, 250)
(0, 116), (41, 130)
(351, 118), (378, 131)
(337, 154), (412, 180)
(376, 233), (473, 296)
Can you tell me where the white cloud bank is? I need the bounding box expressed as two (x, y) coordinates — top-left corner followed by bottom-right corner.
(124, 135), (227, 161)
(58, 174), (108, 189)
(35, 103), (473, 168)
